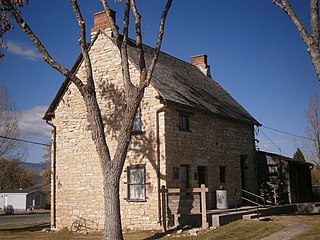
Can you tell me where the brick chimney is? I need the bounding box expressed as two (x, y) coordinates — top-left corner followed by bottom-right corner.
(90, 10), (116, 37)
(190, 54), (211, 77)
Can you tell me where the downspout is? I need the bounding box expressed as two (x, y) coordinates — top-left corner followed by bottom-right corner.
(46, 120), (57, 229)
(156, 101), (167, 225)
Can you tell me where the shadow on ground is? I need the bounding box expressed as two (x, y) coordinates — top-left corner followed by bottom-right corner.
(0, 223), (50, 232)
(143, 232), (167, 239)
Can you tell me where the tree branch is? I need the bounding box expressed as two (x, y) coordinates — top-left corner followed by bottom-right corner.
(71, 0), (93, 86)
(271, 0), (284, 9)
(120, 0), (135, 97)
(272, 0), (310, 45)
(310, 0), (319, 46)
(100, 0), (120, 47)
(130, 0), (147, 82)
(272, 0), (320, 80)
(144, 0), (173, 88)
(71, 0), (111, 166)
(2, 0), (85, 90)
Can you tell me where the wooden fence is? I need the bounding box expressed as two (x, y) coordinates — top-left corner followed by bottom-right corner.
(159, 184), (208, 232)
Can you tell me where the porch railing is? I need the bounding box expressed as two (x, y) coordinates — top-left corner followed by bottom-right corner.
(242, 189), (266, 207)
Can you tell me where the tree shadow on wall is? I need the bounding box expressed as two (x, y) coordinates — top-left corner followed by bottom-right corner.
(96, 78), (167, 182)
(97, 78), (126, 139)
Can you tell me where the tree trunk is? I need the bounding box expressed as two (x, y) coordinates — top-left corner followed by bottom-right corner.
(101, 91), (143, 240)
(103, 170), (123, 240)
(309, 43), (320, 80)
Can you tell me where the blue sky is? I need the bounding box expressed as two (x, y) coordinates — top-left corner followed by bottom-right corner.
(0, 0), (319, 163)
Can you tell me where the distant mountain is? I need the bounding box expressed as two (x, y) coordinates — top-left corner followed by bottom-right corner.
(21, 161), (49, 175)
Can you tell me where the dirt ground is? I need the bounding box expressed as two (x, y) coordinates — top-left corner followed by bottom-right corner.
(261, 221), (310, 240)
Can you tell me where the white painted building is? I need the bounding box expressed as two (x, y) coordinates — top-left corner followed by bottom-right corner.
(0, 185), (46, 210)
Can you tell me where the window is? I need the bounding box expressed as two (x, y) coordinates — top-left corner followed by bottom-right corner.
(219, 166), (226, 183)
(180, 164), (190, 189)
(268, 165), (278, 177)
(179, 112), (192, 131)
(132, 107), (141, 133)
(173, 167), (180, 180)
(127, 165), (146, 201)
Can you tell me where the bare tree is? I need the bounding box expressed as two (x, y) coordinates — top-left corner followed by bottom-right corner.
(306, 92), (320, 164)
(1, 1), (173, 239)
(0, 158), (36, 190)
(272, 0), (320, 81)
(0, 84), (26, 160)
(41, 142), (51, 208)
(0, 0), (26, 59)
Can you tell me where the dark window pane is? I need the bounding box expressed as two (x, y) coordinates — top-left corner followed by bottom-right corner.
(220, 166), (226, 183)
(179, 114), (189, 130)
(133, 107), (141, 132)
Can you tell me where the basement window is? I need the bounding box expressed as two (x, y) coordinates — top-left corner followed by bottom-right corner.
(127, 165), (146, 201)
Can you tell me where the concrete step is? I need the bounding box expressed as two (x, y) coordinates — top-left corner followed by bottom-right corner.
(297, 202), (320, 214)
(243, 213), (261, 220)
(257, 217), (272, 221)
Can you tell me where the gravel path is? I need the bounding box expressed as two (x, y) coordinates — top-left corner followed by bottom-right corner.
(262, 221), (310, 240)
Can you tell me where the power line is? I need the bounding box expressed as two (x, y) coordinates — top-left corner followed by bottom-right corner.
(0, 135), (51, 147)
(20, 129), (51, 138)
(259, 129), (282, 154)
(261, 125), (315, 142)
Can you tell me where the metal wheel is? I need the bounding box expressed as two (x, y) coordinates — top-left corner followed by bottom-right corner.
(71, 220), (81, 232)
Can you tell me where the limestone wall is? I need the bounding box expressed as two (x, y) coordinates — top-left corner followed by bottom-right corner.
(163, 103), (257, 210)
(52, 31), (165, 231)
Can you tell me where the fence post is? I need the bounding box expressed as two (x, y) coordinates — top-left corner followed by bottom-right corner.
(200, 184), (208, 229)
(161, 185), (167, 232)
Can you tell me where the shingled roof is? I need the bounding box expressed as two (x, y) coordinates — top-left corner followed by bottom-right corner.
(44, 31), (260, 126)
(127, 39), (259, 126)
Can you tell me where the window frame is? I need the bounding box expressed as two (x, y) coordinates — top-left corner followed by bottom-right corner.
(268, 165), (279, 177)
(177, 110), (193, 132)
(127, 164), (146, 201)
(180, 164), (190, 189)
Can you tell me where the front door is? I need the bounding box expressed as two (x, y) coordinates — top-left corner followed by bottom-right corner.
(197, 166), (208, 187)
(197, 165), (208, 211)
(240, 156), (247, 190)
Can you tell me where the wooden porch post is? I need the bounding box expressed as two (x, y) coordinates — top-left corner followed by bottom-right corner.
(200, 184), (208, 229)
(161, 185), (167, 232)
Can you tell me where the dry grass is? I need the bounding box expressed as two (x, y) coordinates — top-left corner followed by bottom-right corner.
(0, 220), (281, 240)
(0, 214), (319, 239)
(162, 220), (283, 240)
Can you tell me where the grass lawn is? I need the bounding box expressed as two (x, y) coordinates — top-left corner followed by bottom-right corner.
(0, 214), (319, 239)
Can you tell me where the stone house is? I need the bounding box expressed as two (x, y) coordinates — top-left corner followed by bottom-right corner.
(43, 11), (260, 231)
